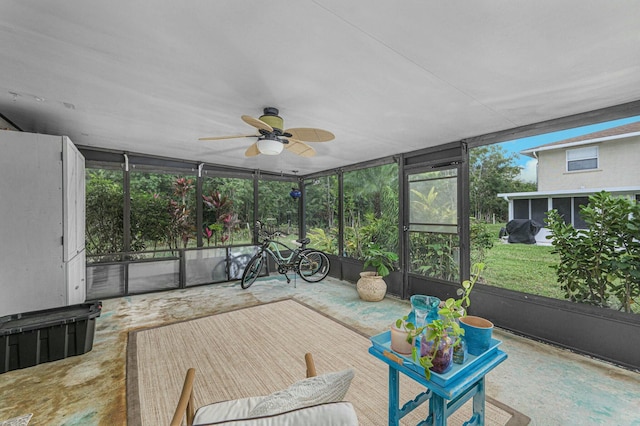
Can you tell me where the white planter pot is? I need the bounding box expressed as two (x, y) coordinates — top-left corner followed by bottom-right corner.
(356, 271), (387, 302)
(390, 325), (415, 355)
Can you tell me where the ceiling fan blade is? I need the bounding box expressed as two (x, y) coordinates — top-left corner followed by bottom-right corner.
(285, 138), (316, 157)
(199, 134), (258, 141)
(245, 142), (261, 157)
(285, 128), (334, 142)
(242, 115), (273, 132)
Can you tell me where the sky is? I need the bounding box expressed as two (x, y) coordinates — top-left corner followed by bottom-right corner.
(496, 115), (640, 183)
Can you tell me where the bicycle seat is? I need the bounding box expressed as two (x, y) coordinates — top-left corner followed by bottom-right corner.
(296, 238), (310, 246)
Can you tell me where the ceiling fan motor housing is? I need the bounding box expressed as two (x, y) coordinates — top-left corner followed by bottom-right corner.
(260, 107), (284, 134)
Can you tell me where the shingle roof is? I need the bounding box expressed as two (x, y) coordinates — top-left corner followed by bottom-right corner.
(525, 121), (640, 151)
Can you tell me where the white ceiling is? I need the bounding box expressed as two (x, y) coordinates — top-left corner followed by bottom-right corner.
(2, 1), (640, 175)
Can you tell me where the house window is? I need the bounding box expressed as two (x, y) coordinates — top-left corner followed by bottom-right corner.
(566, 146), (598, 171)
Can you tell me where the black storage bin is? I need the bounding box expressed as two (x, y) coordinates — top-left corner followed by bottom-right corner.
(0, 302), (102, 373)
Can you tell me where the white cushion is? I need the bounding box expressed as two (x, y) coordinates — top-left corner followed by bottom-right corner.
(248, 369), (354, 418)
(193, 401), (359, 425)
(194, 396), (266, 424)
(192, 369), (356, 426)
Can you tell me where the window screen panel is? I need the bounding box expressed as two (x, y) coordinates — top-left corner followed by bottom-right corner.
(531, 198), (548, 224)
(573, 197), (589, 229)
(552, 197), (572, 224)
(513, 199), (529, 219)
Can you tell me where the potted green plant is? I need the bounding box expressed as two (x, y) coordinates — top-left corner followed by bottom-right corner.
(439, 262), (485, 316)
(417, 263), (486, 378)
(456, 263), (494, 356)
(362, 242), (398, 277)
(356, 242), (398, 302)
(390, 315), (426, 355)
(417, 298), (465, 378)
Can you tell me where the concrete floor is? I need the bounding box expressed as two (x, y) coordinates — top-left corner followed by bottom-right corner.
(1, 275), (639, 425)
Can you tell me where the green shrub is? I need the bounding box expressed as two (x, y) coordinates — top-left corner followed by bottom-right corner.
(547, 191), (640, 312)
(470, 218), (494, 265)
(86, 172), (124, 257)
(307, 227), (337, 253)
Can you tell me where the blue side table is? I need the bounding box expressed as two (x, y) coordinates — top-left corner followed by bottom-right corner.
(369, 330), (507, 426)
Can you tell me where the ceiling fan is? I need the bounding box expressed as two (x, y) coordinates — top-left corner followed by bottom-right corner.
(199, 107), (334, 157)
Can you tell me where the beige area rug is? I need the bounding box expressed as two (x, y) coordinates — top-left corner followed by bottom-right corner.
(127, 299), (530, 425)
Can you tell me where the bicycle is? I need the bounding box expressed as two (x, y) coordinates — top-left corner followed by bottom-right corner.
(240, 223), (330, 289)
(212, 252), (254, 281)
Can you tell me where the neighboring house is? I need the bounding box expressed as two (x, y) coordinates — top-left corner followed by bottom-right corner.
(498, 122), (640, 243)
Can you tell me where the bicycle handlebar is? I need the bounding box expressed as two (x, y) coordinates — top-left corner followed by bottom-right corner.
(255, 221), (309, 250)
(255, 220), (283, 241)
(260, 231), (282, 241)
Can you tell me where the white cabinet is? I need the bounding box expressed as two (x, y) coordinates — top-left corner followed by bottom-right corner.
(0, 130), (86, 316)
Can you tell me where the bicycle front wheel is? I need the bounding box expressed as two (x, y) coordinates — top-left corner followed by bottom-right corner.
(241, 254), (264, 289)
(298, 251), (330, 283)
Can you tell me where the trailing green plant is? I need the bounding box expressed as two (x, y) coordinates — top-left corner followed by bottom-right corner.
(394, 315), (426, 346)
(362, 242), (399, 277)
(417, 305), (464, 379)
(410, 263), (484, 379)
(547, 191), (640, 312)
(455, 262), (485, 310)
(392, 314), (459, 380)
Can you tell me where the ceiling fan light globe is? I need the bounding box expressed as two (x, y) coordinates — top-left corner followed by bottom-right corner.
(257, 138), (283, 155)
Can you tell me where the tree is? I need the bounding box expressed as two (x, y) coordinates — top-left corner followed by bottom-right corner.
(258, 180), (299, 235)
(130, 192), (170, 252)
(305, 175), (339, 229)
(85, 171), (124, 258)
(469, 145), (535, 222)
(343, 164), (399, 259)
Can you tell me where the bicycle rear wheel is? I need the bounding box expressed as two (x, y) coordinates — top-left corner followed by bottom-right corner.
(241, 254), (264, 289)
(298, 251), (330, 283)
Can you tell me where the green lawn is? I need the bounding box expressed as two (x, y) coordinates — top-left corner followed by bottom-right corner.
(479, 229), (638, 313)
(481, 239), (564, 299)
(475, 223), (563, 299)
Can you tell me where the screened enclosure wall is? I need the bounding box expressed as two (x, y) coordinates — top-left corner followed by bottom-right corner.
(407, 168), (459, 282)
(129, 167), (198, 254)
(83, 155), (275, 299)
(342, 163), (399, 260)
(202, 175), (254, 246)
(257, 180), (300, 242)
(304, 174), (339, 255)
(85, 167), (124, 262)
